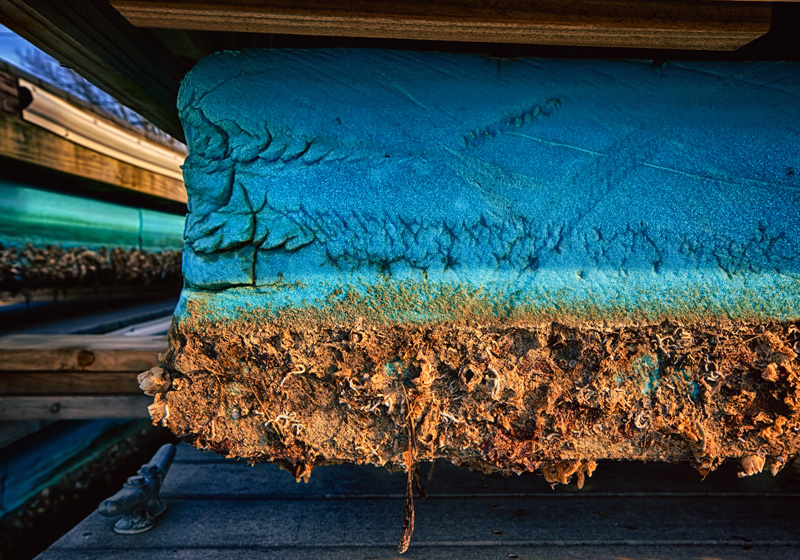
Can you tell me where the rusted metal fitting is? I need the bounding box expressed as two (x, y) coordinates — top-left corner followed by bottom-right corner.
(97, 443), (176, 534)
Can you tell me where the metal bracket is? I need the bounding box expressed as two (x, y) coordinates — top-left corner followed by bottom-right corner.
(97, 443), (176, 534)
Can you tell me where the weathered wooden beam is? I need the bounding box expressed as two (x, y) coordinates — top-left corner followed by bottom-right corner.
(0, 67), (23, 116)
(0, 372), (141, 395)
(0, 395), (151, 420)
(112, 0), (772, 51)
(0, 112), (187, 203)
(0, 335), (166, 372)
(0, 0), (186, 140)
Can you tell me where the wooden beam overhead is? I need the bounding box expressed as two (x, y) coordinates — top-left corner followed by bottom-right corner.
(112, 0), (772, 51)
(0, 0), (187, 140)
(0, 112), (187, 203)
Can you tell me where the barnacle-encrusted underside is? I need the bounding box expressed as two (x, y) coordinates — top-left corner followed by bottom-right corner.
(151, 308), (800, 485)
(0, 244), (182, 293)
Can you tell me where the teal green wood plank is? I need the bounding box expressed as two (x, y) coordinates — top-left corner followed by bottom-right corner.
(0, 182), (184, 251)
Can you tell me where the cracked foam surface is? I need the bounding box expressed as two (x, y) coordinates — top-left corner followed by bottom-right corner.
(177, 49), (800, 323)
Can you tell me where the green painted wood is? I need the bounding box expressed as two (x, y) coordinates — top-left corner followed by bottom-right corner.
(0, 181), (183, 250)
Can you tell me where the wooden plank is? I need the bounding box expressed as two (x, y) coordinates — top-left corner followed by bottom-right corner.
(41, 494), (800, 548)
(159, 458), (800, 500)
(0, 372), (141, 394)
(0, 67), (22, 115)
(0, 334), (165, 372)
(0, 112), (187, 203)
(112, 0), (772, 51)
(0, 59), (184, 154)
(33, 547), (800, 560)
(40, 443), (800, 558)
(173, 443), (238, 462)
(0, 0), (186, 141)
(0, 395), (152, 419)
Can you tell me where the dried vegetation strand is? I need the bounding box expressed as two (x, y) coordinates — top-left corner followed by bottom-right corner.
(152, 316), (800, 484)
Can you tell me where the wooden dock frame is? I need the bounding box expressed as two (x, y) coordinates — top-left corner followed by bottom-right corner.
(0, 334), (163, 421)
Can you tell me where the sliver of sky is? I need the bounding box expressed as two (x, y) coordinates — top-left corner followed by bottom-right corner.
(0, 24), (182, 145)
(1, 23), (65, 85)
(0, 23), (44, 68)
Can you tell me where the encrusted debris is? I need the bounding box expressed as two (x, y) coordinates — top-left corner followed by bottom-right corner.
(155, 314), (800, 485)
(0, 243), (181, 293)
(138, 366), (172, 396)
(738, 454), (766, 478)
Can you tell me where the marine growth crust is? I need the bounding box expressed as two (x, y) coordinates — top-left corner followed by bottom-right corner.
(150, 49), (800, 486)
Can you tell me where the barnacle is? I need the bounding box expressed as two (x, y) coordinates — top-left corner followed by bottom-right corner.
(156, 315), (800, 484)
(0, 243), (181, 293)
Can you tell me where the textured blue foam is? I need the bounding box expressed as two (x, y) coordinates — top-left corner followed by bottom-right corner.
(176, 49), (800, 323)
